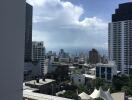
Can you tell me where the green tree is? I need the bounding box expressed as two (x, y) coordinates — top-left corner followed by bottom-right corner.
(59, 90), (79, 100)
(112, 75), (128, 91)
(94, 78), (105, 89)
(78, 85), (88, 94)
(121, 86), (129, 94)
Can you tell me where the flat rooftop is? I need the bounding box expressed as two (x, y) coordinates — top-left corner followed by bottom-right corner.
(83, 74), (96, 79)
(23, 85), (73, 100)
(25, 79), (55, 86)
(96, 63), (116, 68)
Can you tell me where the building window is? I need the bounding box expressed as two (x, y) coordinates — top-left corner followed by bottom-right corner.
(107, 68), (111, 74)
(96, 67), (100, 77)
(101, 67), (105, 79)
(107, 74), (111, 80)
(101, 67), (105, 73)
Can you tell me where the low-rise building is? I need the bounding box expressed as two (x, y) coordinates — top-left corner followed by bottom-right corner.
(23, 84), (73, 100)
(96, 61), (117, 81)
(59, 58), (70, 63)
(71, 74), (96, 87)
(25, 79), (56, 95)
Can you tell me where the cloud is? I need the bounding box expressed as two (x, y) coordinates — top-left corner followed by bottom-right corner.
(27, 0), (108, 50)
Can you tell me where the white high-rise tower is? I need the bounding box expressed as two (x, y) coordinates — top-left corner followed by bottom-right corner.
(32, 41), (46, 75)
(109, 2), (132, 75)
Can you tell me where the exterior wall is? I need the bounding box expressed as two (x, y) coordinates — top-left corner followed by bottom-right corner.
(32, 41), (45, 75)
(25, 3), (33, 62)
(108, 23), (113, 61)
(109, 3), (132, 75)
(89, 49), (100, 64)
(0, 0), (25, 100)
(96, 63), (117, 81)
(109, 20), (132, 75)
(71, 74), (85, 86)
(59, 58), (70, 63)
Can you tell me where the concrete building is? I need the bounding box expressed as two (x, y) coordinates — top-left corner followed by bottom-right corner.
(25, 79), (56, 95)
(23, 84), (72, 100)
(96, 61), (117, 81)
(59, 58), (70, 63)
(32, 41), (46, 75)
(71, 74), (95, 87)
(109, 2), (132, 75)
(25, 3), (33, 62)
(0, 0), (25, 99)
(89, 49), (100, 64)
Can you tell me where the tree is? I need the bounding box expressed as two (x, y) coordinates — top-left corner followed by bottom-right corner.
(94, 78), (105, 89)
(112, 75), (129, 91)
(121, 86), (129, 94)
(78, 85), (89, 94)
(59, 90), (79, 100)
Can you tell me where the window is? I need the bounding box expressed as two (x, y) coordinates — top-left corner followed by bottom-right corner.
(107, 68), (111, 73)
(101, 67), (105, 78)
(107, 74), (111, 80)
(96, 67), (100, 77)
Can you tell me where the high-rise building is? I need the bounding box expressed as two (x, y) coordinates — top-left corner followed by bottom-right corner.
(89, 49), (100, 64)
(109, 2), (132, 75)
(0, 0), (25, 100)
(32, 41), (46, 75)
(25, 3), (33, 62)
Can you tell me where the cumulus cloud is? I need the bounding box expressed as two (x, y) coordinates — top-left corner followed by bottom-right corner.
(27, 0), (108, 50)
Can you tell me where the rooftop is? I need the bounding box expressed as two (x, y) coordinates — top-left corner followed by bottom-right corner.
(23, 83), (72, 100)
(25, 79), (55, 86)
(96, 61), (116, 68)
(83, 74), (96, 79)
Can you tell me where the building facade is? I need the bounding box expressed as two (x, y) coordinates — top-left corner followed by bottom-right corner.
(109, 2), (132, 75)
(0, 0), (25, 99)
(25, 3), (33, 62)
(32, 41), (46, 75)
(96, 62), (117, 81)
(89, 49), (100, 64)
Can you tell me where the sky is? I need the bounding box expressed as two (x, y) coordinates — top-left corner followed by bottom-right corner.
(27, 0), (132, 52)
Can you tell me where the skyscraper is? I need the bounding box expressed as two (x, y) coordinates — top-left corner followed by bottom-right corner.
(89, 49), (100, 64)
(25, 3), (33, 62)
(32, 41), (46, 75)
(109, 2), (132, 75)
(0, 0), (25, 99)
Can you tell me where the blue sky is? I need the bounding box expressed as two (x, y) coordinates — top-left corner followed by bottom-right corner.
(27, 0), (132, 52)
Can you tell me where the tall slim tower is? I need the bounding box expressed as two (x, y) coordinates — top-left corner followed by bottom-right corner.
(109, 2), (132, 75)
(0, 0), (25, 100)
(25, 3), (33, 62)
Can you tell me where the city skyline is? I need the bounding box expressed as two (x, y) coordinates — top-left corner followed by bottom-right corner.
(27, 0), (132, 51)
(1, 1), (132, 100)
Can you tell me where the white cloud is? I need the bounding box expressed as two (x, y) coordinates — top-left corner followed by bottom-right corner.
(27, 0), (46, 6)
(27, 0), (108, 50)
